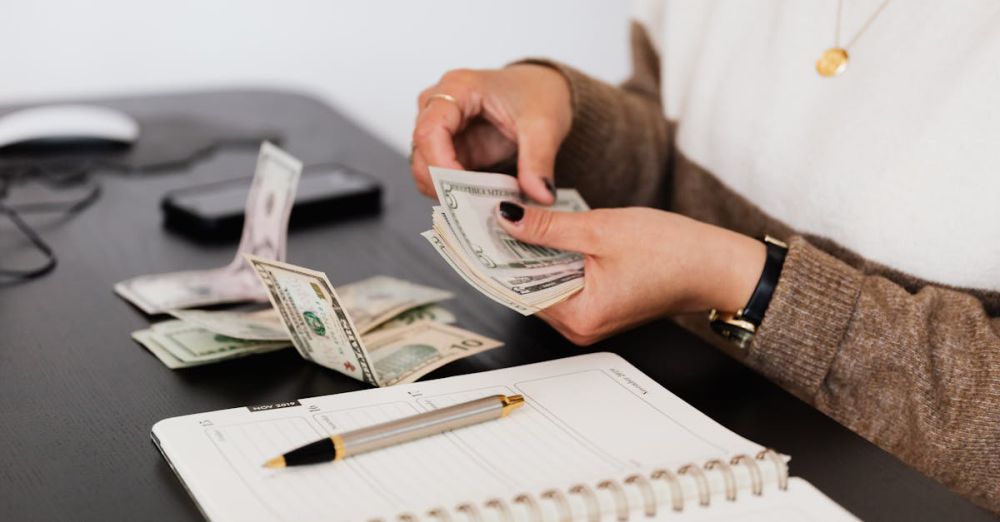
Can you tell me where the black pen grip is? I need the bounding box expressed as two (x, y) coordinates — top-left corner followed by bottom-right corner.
(283, 437), (336, 466)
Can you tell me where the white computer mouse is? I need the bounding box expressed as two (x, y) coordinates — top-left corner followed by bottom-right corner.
(0, 104), (140, 151)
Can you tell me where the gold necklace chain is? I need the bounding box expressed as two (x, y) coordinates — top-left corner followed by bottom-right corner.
(816, 0), (893, 78)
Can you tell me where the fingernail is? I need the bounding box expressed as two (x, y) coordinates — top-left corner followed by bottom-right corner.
(499, 201), (524, 223)
(544, 179), (556, 197)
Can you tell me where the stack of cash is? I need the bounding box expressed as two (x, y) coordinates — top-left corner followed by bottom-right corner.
(119, 143), (502, 386)
(421, 167), (590, 315)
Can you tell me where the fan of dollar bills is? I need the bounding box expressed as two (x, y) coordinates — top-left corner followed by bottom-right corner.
(117, 143), (501, 387)
(421, 166), (590, 315)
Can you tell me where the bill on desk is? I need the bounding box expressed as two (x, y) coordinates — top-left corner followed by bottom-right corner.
(122, 142), (500, 386)
(421, 166), (590, 315)
(115, 141), (302, 314)
(132, 263), (495, 385)
(245, 256), (501, 386)
(166, 278), (456, 341)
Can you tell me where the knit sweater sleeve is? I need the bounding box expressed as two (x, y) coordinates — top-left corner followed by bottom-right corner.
(516, 22), (672, 209)
(750, 236), (1000, 512)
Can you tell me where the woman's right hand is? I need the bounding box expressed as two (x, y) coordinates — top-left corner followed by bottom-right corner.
(410, 64), (573, 205)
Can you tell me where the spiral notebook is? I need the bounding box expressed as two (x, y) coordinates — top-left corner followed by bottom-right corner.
(152, 352), (857, 521)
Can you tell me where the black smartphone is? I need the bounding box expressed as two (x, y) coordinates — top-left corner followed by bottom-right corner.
(162, 163), (382, 241)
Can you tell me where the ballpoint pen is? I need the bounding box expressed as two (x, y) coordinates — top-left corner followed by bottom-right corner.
(263, 394), (525, 468)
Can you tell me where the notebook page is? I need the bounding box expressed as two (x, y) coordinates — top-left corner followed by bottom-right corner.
(152, 352), (764, 522)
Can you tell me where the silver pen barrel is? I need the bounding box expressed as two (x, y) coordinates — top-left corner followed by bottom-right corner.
(336, 394), (524, 459)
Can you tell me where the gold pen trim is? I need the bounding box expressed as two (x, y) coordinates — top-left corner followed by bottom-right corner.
(263, 455), (286, 469)
(500, 394), (525, 417)
(331, 434), (346, 461)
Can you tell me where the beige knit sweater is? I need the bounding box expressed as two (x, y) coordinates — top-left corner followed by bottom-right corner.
(525, 22), (1000, 513)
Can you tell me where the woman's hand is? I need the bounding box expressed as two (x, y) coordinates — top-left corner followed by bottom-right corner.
(495, 202), (767, 345)
(410, 64), (573, 205)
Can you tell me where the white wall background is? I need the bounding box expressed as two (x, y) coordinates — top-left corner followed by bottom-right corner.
(0, 1), (630, 153)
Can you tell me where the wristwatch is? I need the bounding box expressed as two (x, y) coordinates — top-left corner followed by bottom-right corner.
(709, 235), (788, 349)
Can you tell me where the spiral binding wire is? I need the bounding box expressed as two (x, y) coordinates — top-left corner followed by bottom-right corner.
(541, 489), (572, 522)
(373, 448), (790, 522)
(623, 474), (656, 517)
(568, 484), (600, 522)
(514, 494), (543, 522)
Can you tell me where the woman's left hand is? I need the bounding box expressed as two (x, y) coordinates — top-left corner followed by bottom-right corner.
(495, 202), (767, 345)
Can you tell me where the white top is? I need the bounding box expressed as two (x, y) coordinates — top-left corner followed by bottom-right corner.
(634, 0), (1000, 290)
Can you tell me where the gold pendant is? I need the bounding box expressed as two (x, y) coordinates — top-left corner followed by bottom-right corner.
(816, 48), (849, 77)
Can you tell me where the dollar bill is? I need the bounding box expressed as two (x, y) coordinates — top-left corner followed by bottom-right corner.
(167, 278), (455, 342)
(133, 321), (290, 369)
(135, 314), (493, 381)
(132, 329), (189, 369)
(246, 255), (500, 386)
(364, 321), (502, 386)
(115, 142), (302, 314)
(421, 230), (537, 314)
(167, 308), (289, 341)
(332, 275), (453, 333)
(140, 303), (459, 369)
(169, 301), (457, 342)
(430, 166), (587, 269)
(423, 167), (588, 315)
(245, 254), (376, 384)
(368, 304), (456, 332)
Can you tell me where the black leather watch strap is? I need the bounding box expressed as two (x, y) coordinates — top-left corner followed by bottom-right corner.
(740, 237), (788, 326)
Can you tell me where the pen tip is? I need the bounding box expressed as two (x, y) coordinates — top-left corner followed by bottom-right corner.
(263, 456), (286, 469)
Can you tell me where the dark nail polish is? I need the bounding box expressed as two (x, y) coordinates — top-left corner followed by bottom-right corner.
(499, 201), (524, 223)
(544, 178), (556, 197)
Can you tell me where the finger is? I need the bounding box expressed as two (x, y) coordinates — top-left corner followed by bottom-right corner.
(413, 98), (465, 172)
(495, 202), (597, 254)
(454, 120), (518, 168)
(416, 86), (435, 111)
(535, 309), (565, 338)
(515, 119), (561, 205)
(537, 300), (592, 346)
(536, 296), (573, 326)
(417, 69), (479, 112)
(409, 149), (436, 198)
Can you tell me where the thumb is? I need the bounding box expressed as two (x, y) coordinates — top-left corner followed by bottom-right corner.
(495, 201), (595, 254)
(515, 120), (560, 205)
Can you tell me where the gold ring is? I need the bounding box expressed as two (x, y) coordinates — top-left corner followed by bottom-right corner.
(424, 93), (458, 109)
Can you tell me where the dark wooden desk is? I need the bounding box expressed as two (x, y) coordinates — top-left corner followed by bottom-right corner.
(0, 90), (991, 521)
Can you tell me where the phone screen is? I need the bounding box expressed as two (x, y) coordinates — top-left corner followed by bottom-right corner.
(172, 165), (377, 219)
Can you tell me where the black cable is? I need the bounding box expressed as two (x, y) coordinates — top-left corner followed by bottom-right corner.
(0, 200), (58, 280)
(0, 162), (97, 281)
(0, 136), (273, 284)
(5, 181), (101, 214)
